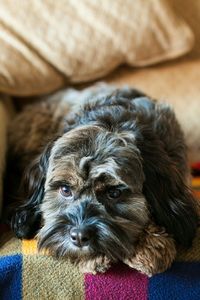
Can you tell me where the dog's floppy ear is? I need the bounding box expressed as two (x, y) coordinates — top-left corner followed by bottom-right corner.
(24, 141), (52, 207)
(138, 129), (198, 248)
(10, 141), (53, 238)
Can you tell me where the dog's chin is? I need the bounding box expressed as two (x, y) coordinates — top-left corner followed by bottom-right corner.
(37, 232), (91, 258)
(37, 235), (98, 260)
(38, 238), (133, 261)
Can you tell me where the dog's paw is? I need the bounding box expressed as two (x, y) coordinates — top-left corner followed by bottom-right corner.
(10, 208), (40, 239)
(79, 256), (111, 274)
(123, 256), (154, 277)
(123, 224), (177, 276)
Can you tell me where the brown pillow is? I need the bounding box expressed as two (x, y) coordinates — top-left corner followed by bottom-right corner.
(0, 0), (194, 96)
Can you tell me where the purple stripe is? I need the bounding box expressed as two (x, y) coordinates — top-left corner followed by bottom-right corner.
(85, 263), (148, 300)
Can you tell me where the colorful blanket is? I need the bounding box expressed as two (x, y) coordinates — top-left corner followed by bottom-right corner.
(0, 167), (200, 300)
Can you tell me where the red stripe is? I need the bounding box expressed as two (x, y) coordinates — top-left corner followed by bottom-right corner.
(85, 263), (148, 300)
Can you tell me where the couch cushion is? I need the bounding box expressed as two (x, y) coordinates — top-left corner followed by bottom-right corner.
(0, 0), (194, 96)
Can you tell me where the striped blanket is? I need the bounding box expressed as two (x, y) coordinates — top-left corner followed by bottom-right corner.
(0, 166), (200, 300)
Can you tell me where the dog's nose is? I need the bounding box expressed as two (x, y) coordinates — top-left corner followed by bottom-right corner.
(70, 227), (91, 247)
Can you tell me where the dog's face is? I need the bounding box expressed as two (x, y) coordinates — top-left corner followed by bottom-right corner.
(38, 125), (149, 260)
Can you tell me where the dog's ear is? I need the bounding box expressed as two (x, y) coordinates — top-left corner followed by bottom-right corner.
(138, 129), (198, 248)
(24, 141), (52, 205)
(10, 141), (53, 238)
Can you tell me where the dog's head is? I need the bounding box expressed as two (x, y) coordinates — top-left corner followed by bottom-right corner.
(36, 125), (149, 260)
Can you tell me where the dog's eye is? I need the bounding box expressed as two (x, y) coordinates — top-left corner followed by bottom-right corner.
(59, 185), (72, 198)
(107, 187), (122, 199)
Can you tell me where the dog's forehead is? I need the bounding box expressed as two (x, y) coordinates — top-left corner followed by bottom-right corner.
(51, 125), (136, 159)
(47, 125), (143, 188)
(49, 152), (121, 184)
(48, 151), (123, 190)
(50, 125), (101, 160)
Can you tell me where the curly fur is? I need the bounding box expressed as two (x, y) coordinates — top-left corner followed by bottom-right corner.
(5, 84), (198, 276)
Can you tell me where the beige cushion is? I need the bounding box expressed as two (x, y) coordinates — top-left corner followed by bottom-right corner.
(0, 0), (194, 96)
(168, 0), (200, 60)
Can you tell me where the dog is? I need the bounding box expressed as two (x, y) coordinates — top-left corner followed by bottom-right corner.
(5, 84), (198, 274)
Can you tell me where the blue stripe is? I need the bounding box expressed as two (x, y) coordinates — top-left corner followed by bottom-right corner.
(0, 254), (22, 300)
(149, 262), (200, 300)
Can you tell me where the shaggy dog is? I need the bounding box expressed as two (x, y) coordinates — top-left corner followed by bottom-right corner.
(5, 84), (198, 275)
